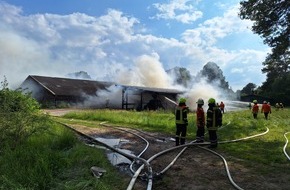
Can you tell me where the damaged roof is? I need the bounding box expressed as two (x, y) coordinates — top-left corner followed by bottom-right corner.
(23, 75), (183, 97)
(26, 75), (114, 96)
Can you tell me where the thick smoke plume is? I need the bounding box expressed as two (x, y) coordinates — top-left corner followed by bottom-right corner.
(81, 53), (230, 111)
(115, 53), (173, 88)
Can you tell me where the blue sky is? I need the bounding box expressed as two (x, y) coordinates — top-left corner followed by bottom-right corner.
(0, 0), (270, 92)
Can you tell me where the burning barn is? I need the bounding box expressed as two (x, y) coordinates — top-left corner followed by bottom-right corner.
(20, 75), (114, 108)
(20, 75), (182, 110)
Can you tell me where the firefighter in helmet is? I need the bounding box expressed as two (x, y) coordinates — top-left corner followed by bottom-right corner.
(195, 98), (205, 142)
(175, 97), (189, 146)
(261, 101), (271, 119)
(206, 98), (222, 148)
(252, 100), (259, 119)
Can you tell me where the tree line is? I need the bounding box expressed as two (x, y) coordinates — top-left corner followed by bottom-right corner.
(239, 0), (289, 106)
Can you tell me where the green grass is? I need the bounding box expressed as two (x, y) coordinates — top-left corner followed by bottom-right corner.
(0, 122), (129, 190)
(1, 108), (289, 190)
(61, 108), (290, 167)
(63, 109), (195, 135)
(219, 109), (290, 164)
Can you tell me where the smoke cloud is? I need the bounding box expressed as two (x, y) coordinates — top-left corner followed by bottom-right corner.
(115, 53), (173, 88)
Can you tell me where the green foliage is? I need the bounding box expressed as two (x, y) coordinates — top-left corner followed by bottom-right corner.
(259, 72), (290, 106)
(168, 67), (192, 88)
(0, 78), (49, 150)
(0, 81), (40, 113)
(196, 62), (234, 97)
(240, 83), (256, 95)
(260, 52), (289, 99)
(239, 1), (289, 105)
(239, 0), (289, 57)
(0, 123), (126, 190)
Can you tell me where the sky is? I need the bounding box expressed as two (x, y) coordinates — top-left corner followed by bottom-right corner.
(0, 0), (270, 92)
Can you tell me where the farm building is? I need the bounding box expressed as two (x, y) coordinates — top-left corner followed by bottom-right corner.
(20, 75), (182, 110)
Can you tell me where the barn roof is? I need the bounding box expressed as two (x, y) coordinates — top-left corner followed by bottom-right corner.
(23, 75), (183, 97)
(27, 75), (114, 96)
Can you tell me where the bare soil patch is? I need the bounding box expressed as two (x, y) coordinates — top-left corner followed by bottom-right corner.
(47, 109), (290, 190)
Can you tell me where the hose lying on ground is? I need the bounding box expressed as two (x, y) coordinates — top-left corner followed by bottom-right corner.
(56, 121), (154, 190)
(283, 132), (290, 161)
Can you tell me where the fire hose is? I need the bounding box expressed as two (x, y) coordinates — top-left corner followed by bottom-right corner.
(283, 132), (290, 160)
(57, 122), (154, 190)
(128, 127), (269, 190)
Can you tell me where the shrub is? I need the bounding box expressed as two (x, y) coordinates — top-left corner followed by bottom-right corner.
(0, 77), (49, 150)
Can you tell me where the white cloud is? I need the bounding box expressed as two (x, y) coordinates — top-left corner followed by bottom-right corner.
(151, 0), (203, 24)
(0, 1), (268, 93)
(181, 5), (252, 47)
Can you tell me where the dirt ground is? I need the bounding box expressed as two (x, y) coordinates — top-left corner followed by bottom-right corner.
(45, 109), (290, 190)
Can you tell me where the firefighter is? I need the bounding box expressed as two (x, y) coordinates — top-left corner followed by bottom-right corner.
(175, 98), (189, 146)
(195, 98), (205, 143)
(206, 98), (222, 148)
(252, 100), (259, 119)
(261, 101), (271, 119)
(279, 103), (284, 110)
(275, 103), (280, 111)
(219, 101), (225, 113)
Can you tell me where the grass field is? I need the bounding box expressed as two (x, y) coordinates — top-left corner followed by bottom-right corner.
(1, 108), (289, 189)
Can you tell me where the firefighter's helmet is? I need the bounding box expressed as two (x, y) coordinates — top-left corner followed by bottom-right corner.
(179, 98), (186, 103)
(196, 98), (204, 105)
(253, 100), (258, 103)
(208, 98), (215, 104)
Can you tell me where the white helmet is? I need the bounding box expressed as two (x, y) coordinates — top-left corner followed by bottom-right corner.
(196, 98), (204, 105)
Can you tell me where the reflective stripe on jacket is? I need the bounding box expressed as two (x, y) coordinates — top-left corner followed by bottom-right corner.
(206, 106), (222, 130)
(175, 106), (189, 125)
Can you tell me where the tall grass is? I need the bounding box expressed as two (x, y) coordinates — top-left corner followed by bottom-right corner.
(0, 122), (129, 190)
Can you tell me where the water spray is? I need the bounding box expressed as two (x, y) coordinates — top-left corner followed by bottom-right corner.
(164, 96), (178, 106)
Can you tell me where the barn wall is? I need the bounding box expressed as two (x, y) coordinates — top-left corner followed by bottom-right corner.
(20, 78), (55, 105)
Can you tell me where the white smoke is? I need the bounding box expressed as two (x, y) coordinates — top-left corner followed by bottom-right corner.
(115, 53), (173, 88)
(81, 85), (123, 108)
(181, 79), (221, 111)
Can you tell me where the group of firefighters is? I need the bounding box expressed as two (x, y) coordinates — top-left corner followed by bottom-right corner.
(174, 97), (285, 148)
(175, 97), (223, 148)
(251, 100), (284, 119)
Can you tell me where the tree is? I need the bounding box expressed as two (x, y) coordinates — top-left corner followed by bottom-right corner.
(239, 0), (290, 57)
(167, 67), (192, 87)
(260, 51), (290, 91)
(270, 72), (290, 105)
(240, 83), (257, 95)
(197, 62), (230, 90)
(240, 0), (290, 105)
